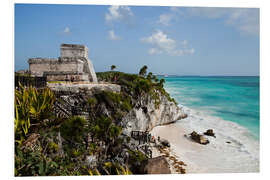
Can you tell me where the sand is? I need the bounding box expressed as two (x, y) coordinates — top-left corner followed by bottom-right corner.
(150, 105), (260, 173)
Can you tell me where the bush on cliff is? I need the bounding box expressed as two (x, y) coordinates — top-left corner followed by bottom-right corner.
(96, 71), (178, 107)
(91, 90), (132, 123)
(60, 116), (87, 143)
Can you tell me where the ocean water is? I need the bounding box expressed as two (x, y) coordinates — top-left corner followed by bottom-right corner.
(163, 76), (260, 139)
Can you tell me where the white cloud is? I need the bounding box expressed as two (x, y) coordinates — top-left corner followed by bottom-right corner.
(149, 48), (162, 55)
(63, 27), (70, 33)
(156, 7), (184, 26)
(141, 30), (194, 56)
(105, 5), (133, 24)
(108, 30), (120, 40)
(158, 13), (173, 26)
(225, 9), (259, 35)
(186, 8), (259, 35)
(156, 7), (259, 35)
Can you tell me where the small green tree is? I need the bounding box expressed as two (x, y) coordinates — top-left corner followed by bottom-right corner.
(111, 65), (116, 71)
(153, 75), (159, 82)
(158, 78), (165, 87)
(139, 65), (148, 77)
(146, 72), (153, 80)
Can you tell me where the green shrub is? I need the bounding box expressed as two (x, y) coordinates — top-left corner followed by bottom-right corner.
(127, 149), (148, 173)
(72, 149), (81, 157)
(88, 97), (97, 107)
(121, 100), (132, 111)
(60, 116), (87, 143)
(128, 150), (147, 163)
(95, 91), (121, 107)
(135, 79), (152, 94)
(48, 142), (59, 153)
(15, 147), (60, 176)
(126, 136), (131, 143)
(108, 125), (122, 139)
(89, 142), (97, 155)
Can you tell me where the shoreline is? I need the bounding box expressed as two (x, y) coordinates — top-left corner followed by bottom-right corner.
(150, 104), (260, 173)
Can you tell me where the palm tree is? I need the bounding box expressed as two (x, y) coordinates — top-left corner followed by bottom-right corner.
(147, 72), (153, 80)
(159, 78), (165, 87)
(111, 65), (116, 71)
(139, 65), (148, 77)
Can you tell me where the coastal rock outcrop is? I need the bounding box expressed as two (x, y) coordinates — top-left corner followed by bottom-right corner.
(190, 131), (209, 145)
(121, 93), (187, 134)
(139, 156), (171, 174)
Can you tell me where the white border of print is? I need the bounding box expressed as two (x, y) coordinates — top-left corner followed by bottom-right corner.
(1, 0), (269, 180)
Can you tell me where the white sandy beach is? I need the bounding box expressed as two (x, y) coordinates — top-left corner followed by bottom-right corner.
(150, 105), (260, 173)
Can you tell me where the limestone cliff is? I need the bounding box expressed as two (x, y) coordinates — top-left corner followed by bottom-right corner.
(121, 92), (186, 134)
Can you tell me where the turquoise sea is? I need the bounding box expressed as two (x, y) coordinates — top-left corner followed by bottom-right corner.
(163, 76), (260, 139)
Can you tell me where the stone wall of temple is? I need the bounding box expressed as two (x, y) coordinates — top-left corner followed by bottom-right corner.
(28, 44), (98, 83)
(28, 58), (85, 77)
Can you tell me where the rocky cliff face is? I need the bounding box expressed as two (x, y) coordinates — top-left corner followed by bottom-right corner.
(121, 92), (187, 134)
(49, 80), (187, 135)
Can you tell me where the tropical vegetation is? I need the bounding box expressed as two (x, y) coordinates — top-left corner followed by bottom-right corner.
(14, 66), (176, 176)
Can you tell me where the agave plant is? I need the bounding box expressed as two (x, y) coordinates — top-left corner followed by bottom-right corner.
(28, 87), (55, 123)
(15, 86), (31, 141)
(88, 168), (101, 175)
(15, 83), (55, 141)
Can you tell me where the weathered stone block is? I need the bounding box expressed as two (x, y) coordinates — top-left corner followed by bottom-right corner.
(60, 44), (88, 58)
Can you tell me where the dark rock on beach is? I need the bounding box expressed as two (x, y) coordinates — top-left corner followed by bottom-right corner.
(160, 139), (170, 148)
(203, 129), (216, 138)
(139, 156), (171, 174)
(190, 131), (209, 145)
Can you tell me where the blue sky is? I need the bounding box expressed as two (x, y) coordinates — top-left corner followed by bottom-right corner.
(15, 4), (259, 76)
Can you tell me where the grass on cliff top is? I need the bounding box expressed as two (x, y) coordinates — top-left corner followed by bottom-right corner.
(96, 71), (177, 106)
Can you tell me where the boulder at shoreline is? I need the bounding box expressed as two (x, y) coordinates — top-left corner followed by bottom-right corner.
(203, 129), (216, 138)
(190, 131), (209, 145)
(139, 156), (171, 174)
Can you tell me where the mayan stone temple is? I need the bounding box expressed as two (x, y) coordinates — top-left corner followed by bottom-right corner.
(28, 44), (98, 83)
